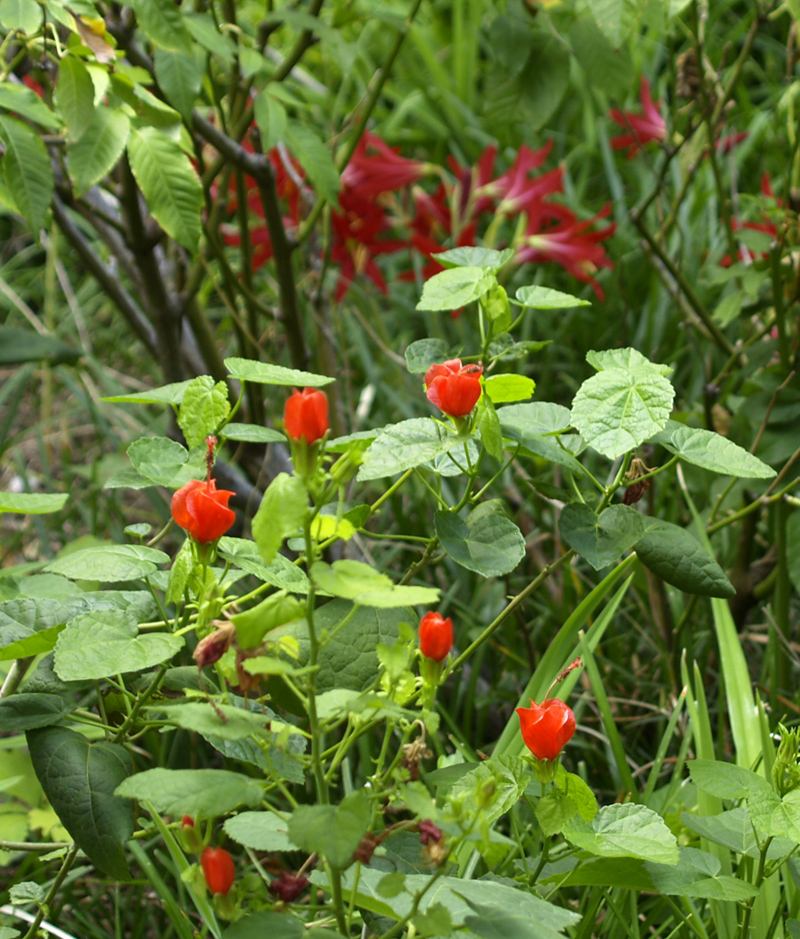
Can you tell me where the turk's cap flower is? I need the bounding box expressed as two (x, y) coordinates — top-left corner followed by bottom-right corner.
(424, 359), (483, 419)
(284, 387), (329, 444)
(200, 846), (236, 895)
(172, 478), (236, 544)
(516, 697), (576, 762)
(418, 611), (454, 662)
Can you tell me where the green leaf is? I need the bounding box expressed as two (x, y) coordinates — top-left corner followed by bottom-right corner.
(154, 49), (203, 119)
(0, 115), (53, 235)
(0, 0), (42, 32)
(130, 0), (193, 52)
(127, 436), (189, 487)
(404, 338), (450, 375)
(449, 756), (527, 826)
(54, 612), (183, 680)
(0, 326), (80, 366)
(224, 811), (297, 851)
(217, 537), (310, 593)
(476, 394), (504, 462)
(515, 285), (591, 309)
(232, 591), (305, 649)
(69, 106), (130, 197)
(0, 84), (60, 130)
(586, 347), (672, 375)
(435, 505), (525, 577)
(463, 896), (565, 939)
(285, 122), (340, 205)
(127, 126), (202, 251)
(251, 473), (307, 566)
(563, 803), (679, 864)
(589, 0), (640, 47)
(56, 56), (95, 141)
(146, 701), (271, 740)
(177, 375), (231, 449)
(747, 787), (800, 843)
(435, 247), (515, 272)
(221, 914), (305, 939)
(568, 16), (633, 97)
(484, 374), (535, 404)
(27, 725), (134, 879)
(681, 806), (796, 859)
(416, 267), (496, 312)
(224, 357), (334, 387)
(254, 91), (287, 151)
(0, 492), (68, 514)
(485, 31), (570, 130)
(646, 846), (759, 901)
(689, 760), (770, 801)
(310, 560), (439, 609)
(559, 504), (644, 570)
(571, 363), (674, 460)
(498, 402), (585, 472)
(288, 790), (370, 869)
(45, 544), (169, 582)
(0, 693), (74, 730)
(166, 539), (193, 605)
(560, 770), (598, 821)
(634, 520), (735, 598)
(652, 423), (775, 479)
(115, 768), (263, 817)
(102, 379), (192, 405)
(358, 418), (461, 481)
(270, 600), (404, 701)
(183, 12), (236, 63)
(222, 423), (286, 444)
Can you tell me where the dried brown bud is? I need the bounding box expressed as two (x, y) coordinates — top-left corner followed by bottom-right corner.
(418, 820), (443, 846)
(353, 833), (379, 865)
(269, 871), (310, 903)
(622, 480), (650, 505)
(193, 622), (236, 669)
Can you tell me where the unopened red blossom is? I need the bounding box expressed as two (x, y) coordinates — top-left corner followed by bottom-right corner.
(172, 478), (235, 544)
(418, 611), (453, 662)
(516, 698), (576, 762)
(201, 846), (236, 895)
(284, 387), (329, 444)
(424, 359), (483, 418)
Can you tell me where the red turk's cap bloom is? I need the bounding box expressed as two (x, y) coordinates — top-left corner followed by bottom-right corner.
(419, 611), (453, 662)
(181, 816), (195, 827)
(200, 846), (236, 895)
(171, 478), (235, 544)
(424, 359), (483, 418)
(516, 698), (576, 762)
(284, 387), (329, 444)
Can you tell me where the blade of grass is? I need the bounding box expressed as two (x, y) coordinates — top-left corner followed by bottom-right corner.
(577, 632), (639, 800)
(126, 840), (196, 939)
(642, 688), (687, 805)
(493, 555), (636, 758)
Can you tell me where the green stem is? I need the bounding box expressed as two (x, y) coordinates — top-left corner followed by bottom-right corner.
(21, 843), (79, 939)
(449, 550), (575, 673)
(738, 838), (772, 939)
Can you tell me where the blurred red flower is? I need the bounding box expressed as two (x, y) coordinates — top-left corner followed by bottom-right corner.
(609, 77), (666, 158)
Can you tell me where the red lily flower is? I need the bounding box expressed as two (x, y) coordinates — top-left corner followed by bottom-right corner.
(515, 202), (616, 299)
(341, 132), (428, 197)
(330, 188), (410, 300)
(609, 78), (666, 158)
(486, 142), (560, 213)
(721, 173), (780, 267)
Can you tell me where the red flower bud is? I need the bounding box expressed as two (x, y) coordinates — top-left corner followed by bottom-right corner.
(181, 816), (195, 828)
(418, 612), (453, 662)
(424, 359), (483, 418)
(171, 478), (236, 544)
(516, 698), (576, 762)
(200, 846), (236, 895)
(284, 388), (329, 444)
